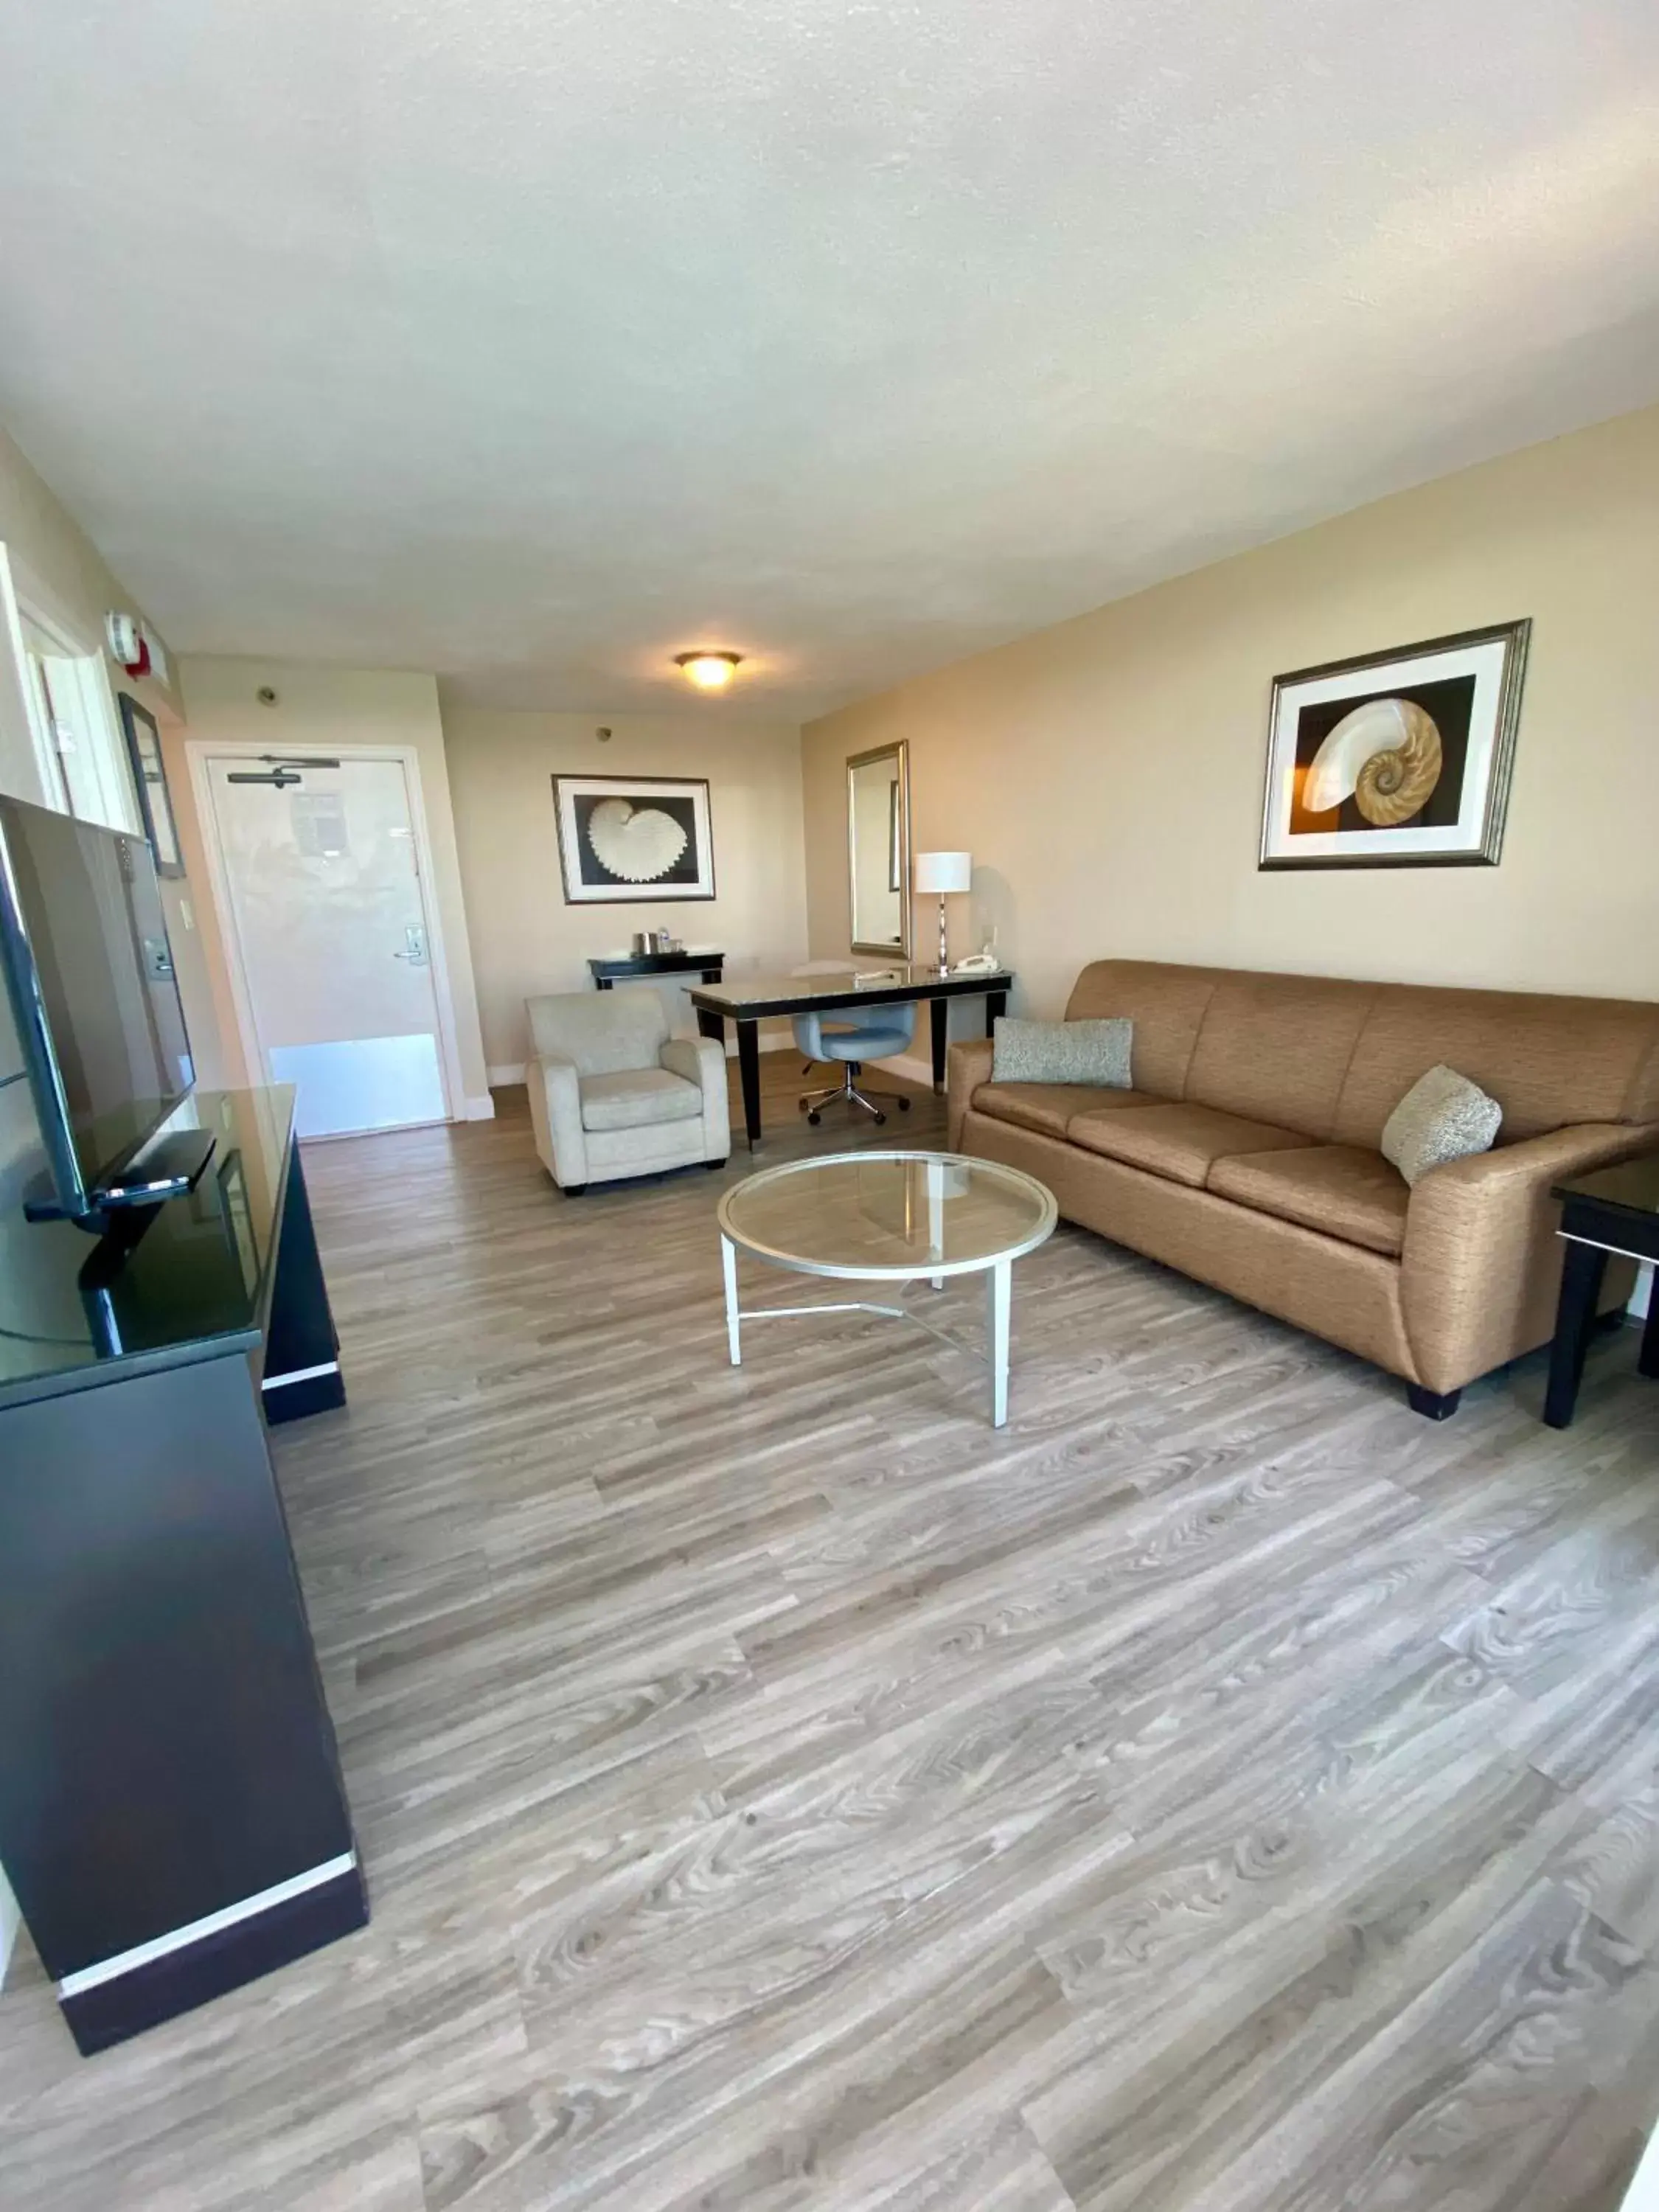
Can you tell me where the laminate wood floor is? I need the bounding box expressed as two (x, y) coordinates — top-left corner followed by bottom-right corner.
(4, 1057), (1659, 2211)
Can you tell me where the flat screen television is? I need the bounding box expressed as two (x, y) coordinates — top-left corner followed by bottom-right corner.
(0, 793), (196, 1221)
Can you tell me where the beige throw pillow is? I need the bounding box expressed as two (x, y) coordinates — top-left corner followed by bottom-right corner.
(992, 1016), (1133, 1088)
(1381, 1064), (1502, 1187)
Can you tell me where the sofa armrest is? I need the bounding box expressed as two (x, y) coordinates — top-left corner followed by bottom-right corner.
(526, 1051), (588, 1188)
(1399, 1121), (1658, 1394)
(947, 1037), (996, 1152)
(661, 1036), (731, 1160)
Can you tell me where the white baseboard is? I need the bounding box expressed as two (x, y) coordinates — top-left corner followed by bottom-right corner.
(464, 1093), (496, 1120)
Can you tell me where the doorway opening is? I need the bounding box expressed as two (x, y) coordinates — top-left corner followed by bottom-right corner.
(188, 745), (467, 1139)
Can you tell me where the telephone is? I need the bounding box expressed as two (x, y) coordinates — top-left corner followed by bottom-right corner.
(953, 949), (1001, 975)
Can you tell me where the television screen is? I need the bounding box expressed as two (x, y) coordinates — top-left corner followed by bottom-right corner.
(0, 796), (194, 1212)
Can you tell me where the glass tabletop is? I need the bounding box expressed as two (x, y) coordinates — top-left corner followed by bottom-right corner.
(0, 1085), (294, 1407)
(717, 1150), (1057, 1280)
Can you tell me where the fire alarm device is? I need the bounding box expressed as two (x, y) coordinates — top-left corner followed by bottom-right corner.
(105, 611), (150, 677)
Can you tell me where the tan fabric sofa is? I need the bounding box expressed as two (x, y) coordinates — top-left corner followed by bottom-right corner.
(949, 961), (1659, 1415)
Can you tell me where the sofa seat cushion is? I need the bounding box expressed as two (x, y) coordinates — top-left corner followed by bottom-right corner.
(579, 1065), (703, 1133)
(1208, 1144), (1410, 1257)
(1068, 1102), (1312, 1188)
(974, 1082), (1162, 1141)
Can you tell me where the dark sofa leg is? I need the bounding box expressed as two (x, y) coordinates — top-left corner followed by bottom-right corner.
(1407, 1384), (1461, 1420)
(563, 1183), (588, 1197)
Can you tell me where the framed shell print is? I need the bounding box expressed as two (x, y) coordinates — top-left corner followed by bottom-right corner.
(1258, 619), (1529, 869)
(552, 773), (715, 903)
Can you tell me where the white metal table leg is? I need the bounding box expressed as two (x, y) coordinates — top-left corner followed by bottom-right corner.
(721, 1234), (742, 1366)
(927, 1158), (945, 1289)
(987, 1257), (1011, 1427)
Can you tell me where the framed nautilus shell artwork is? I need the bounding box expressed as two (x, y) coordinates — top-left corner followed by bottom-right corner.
(552, 773), (715, 902)
(1259, 619), (1530, 869)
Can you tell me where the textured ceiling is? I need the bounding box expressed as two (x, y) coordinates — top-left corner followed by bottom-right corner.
(2, 2), (1658, 718)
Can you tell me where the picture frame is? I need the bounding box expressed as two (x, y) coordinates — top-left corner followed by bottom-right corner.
(118, 692), (184, 877)
(1258, 619), (1530, 870)
(552, 773), (716, 904)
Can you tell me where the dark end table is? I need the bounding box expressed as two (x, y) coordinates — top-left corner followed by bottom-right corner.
(1543, 1153), (1659, 1427)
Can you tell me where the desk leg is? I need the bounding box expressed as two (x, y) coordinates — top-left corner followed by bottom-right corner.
(1544, 1241), (1608, 1428)
(985, 990), (1007, 1035)
(696, 1008), (726, 1043)
(595, 977), (613, 991)
(1641, 1289), (1659, 1382)
(930, 999), (948, 1091)
(736, 1020), (762, 1150)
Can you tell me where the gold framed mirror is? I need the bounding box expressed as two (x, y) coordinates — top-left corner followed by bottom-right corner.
(846, 740), (910, 959)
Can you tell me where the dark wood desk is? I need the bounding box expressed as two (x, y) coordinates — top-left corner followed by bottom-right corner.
(688, 968), (1013, 1149)
(0, 1085), (364, 2053)
(589, 950), (725, 990)
(1543, 1154), (1659, 1427)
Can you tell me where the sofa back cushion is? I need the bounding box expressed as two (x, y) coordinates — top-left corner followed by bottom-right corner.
(1064, 961), (1220, 1100)
(1332, 985), (1659, 1147)
(1059, 959), (1659, 1149)
(527, 984), (669, 1076)
(1183, 972), (1378, 1141)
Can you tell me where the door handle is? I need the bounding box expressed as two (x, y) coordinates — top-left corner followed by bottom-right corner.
(393, 925), (429, 966)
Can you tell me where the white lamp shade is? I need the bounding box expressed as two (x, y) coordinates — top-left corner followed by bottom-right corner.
(914, 850), (971, 894)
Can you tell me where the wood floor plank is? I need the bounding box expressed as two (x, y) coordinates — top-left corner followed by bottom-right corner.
(2, 1057), (1658, 2210)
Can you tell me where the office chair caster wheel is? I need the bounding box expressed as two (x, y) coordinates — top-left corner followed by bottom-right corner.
(873, 1110), (887, 1125)
(897, 1097), (911, 1111)
(807, 1111), (821, 1126)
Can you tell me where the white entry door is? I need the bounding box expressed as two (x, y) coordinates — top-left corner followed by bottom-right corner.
(204, 754), (451, 1137)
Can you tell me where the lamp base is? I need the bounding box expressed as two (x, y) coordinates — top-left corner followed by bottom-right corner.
(936, 896), (948, 975)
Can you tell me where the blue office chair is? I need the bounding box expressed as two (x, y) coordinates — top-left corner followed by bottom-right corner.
(793, 1001), (917, 1127)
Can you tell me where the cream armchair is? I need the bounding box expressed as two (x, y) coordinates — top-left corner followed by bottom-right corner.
(524, 986), (730, 1194)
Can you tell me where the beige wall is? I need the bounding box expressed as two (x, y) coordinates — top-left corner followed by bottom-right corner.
(0, 424), (182, 731)
(170, 658), (490, 1106)
(442, 706), (808, 1074)
(803, 403), (1659, 1026)
(0, 426), (212, 1062)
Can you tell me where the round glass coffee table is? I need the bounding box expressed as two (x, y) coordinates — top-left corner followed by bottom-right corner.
(716, 1150), (1057, 1427)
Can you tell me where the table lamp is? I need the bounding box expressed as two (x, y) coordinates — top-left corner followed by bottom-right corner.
(914, 850), (972, 973)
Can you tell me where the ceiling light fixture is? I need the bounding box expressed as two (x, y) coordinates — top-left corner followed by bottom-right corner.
(675, 650), (742, 692)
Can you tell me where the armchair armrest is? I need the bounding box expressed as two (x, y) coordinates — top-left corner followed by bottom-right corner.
(1399, 1121), (1658, 1394)
(947, 1036), (996, 1152)
(661, 1035), (731, 1160)
(526, 1050), (588, 1189)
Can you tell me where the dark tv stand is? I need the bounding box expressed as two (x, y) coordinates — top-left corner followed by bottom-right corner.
(0, 1085), (364, 2053)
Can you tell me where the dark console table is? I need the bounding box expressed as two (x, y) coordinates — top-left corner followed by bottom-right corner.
(0, 1085), (364, 2053)
(1544, 1153), (1659, 1427)
(689, 967), (1012, 1148)
(589, 950), (725, 990)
